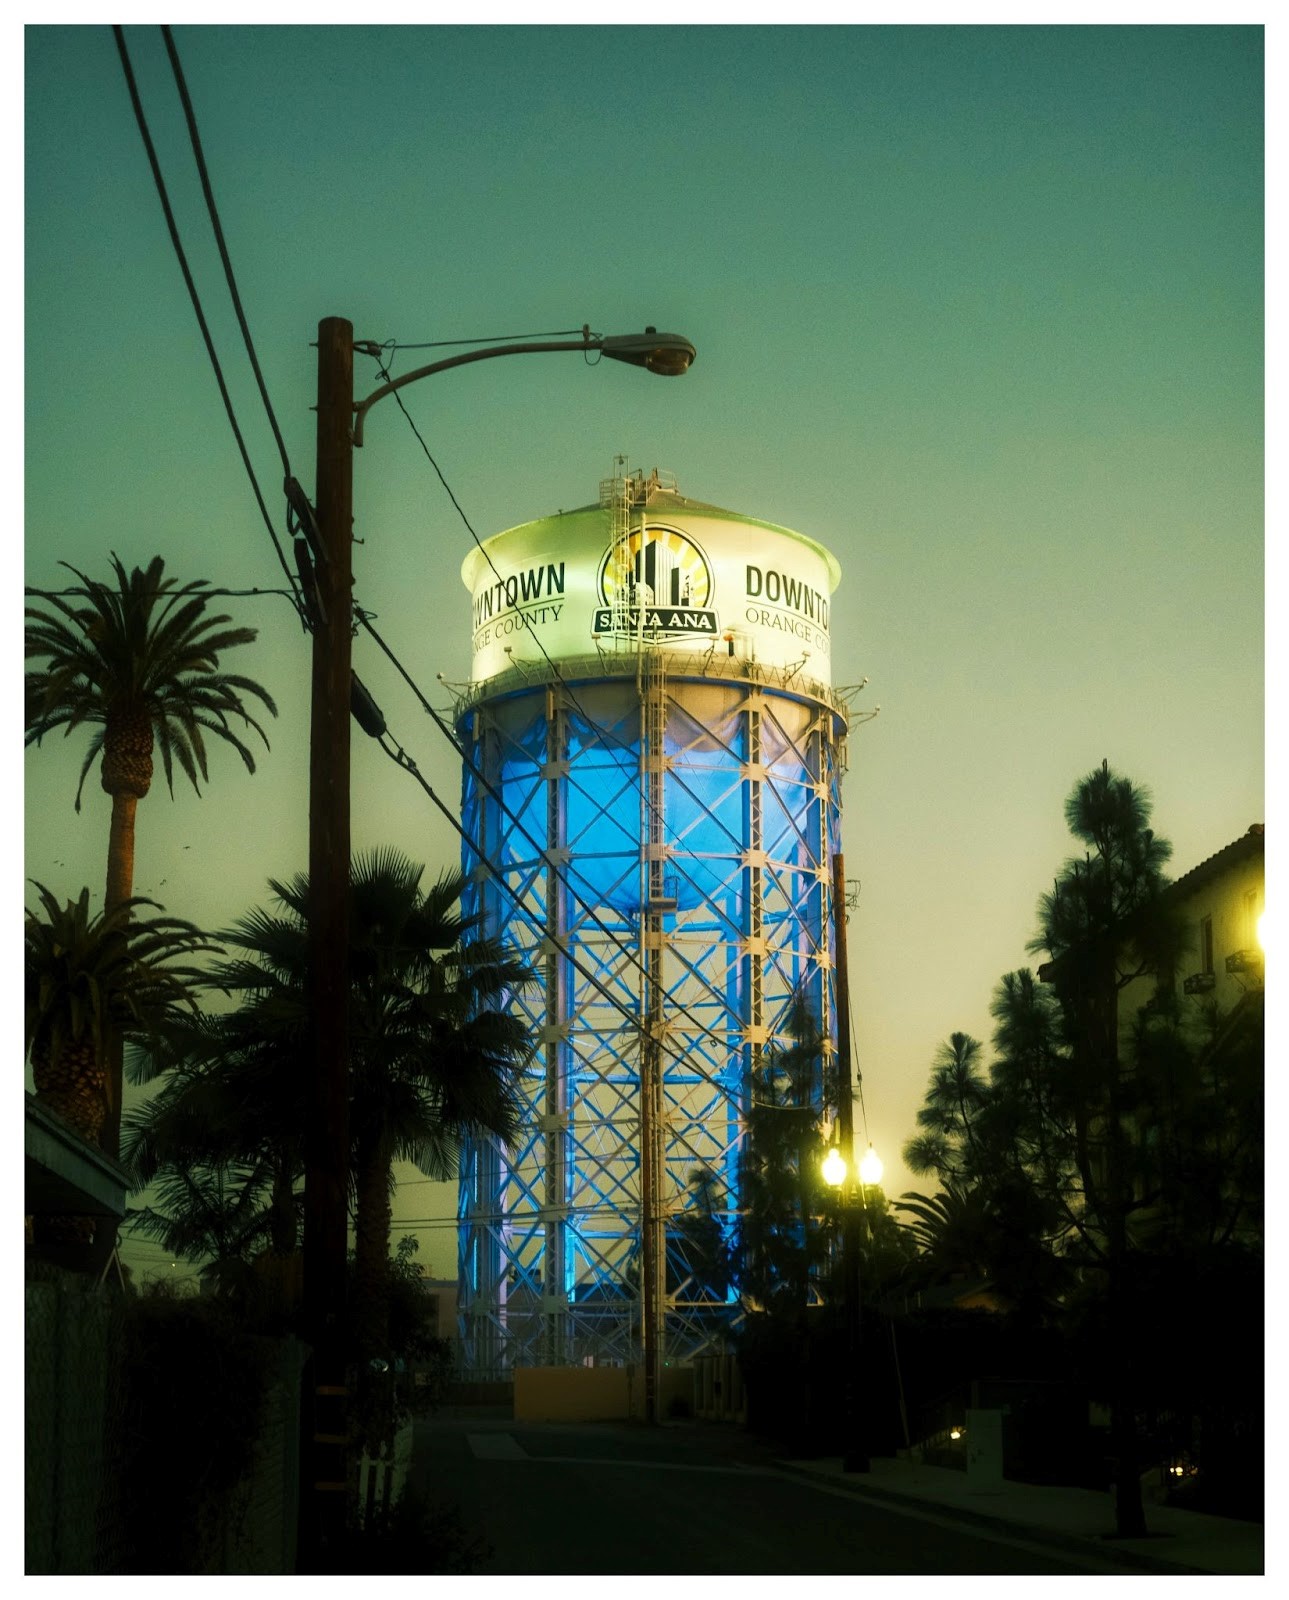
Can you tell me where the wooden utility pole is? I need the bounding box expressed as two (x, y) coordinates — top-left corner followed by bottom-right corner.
(299, 316), (354, 1568)
(832, 852), (869, 1473)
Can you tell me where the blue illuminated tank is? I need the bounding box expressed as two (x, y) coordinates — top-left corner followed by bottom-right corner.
(452, 468), (850, 1377)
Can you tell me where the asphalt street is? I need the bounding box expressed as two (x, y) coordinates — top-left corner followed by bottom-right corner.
(409, 1415), (1136, 1576)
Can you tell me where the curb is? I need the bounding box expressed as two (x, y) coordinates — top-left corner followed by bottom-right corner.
(771, 1460), (1211, 1576)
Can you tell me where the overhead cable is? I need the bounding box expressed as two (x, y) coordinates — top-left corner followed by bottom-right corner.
(370, 723), (707, 1081)
(111, 26), (304, 627)
(160, 25), (293, 483)
(360, 347), (753, 940)
(356, 608), (743, 1057)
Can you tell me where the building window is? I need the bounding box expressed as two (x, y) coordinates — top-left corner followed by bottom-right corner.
(1199, 915), (1214, 975)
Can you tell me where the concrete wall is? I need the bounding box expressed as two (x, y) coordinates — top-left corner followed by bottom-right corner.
(514, 1365), (695, 1422)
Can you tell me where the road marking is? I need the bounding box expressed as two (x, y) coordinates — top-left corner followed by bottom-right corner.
(467, 1433), (529, 1459)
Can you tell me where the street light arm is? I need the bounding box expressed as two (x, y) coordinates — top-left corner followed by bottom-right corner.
(351, 325), (696, 446)
(353, 338), (596, 447)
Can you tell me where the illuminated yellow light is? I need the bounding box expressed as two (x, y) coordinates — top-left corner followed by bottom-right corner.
(859, 1145), (884, 1186)
(1257, 911), (1265, 952)
(950, 1428), (963, 1440)
(822, 1147), (847, 1187)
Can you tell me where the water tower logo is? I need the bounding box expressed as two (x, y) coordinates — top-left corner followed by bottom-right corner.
(593, 523), (719, 637)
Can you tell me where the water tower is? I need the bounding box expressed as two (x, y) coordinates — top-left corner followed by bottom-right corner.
(452, 465), (851, 1384)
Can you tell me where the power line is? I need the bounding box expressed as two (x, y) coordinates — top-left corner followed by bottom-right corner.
(161, 25), (293, 483)
(356, 609), (741, 1054)
(345, 376), (845, 1085)
(369, 702), (834, 1149)
(28, 574), (739, 1071)
(371, 725), (667, 1060)
(370, 719), (732, 1086)
(357, 611), (853, 1189)
(30, 561), (827, 1077)
(360, 345), (761, 944)
(111, 26), (304, 627)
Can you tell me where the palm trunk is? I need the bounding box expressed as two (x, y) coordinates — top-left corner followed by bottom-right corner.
(105, 788), (139, 915)
(32, 1038), (105, 1256)
(99, 787), (140, 1167)
(270, 1156), (298, 1255)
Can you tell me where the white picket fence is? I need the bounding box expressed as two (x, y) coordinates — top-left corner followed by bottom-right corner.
(355, 1420), (415, 1527)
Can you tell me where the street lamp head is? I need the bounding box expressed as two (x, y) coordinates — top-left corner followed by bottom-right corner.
(859, 1144), (884, 1187)
(822, 1146), (848, 1188)
(598, 327), (697, 377)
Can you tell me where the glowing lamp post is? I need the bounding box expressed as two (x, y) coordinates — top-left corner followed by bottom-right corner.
(825, 851), (882, 1473)
(823, 1139), (882, 1474)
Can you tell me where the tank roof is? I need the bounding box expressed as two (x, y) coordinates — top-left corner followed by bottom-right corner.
(469, 488), (842, 590)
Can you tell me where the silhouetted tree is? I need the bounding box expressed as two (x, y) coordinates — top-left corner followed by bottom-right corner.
(734, 996), (835, 1317)
(124, 1157), (279, 1301)
(26, 882), (215, 1259)
(126, 850), (534, 1390)
(668, 1164), (733, 1307)
(898, 766), (1262, 1516)
(25, 556), (276, 1161)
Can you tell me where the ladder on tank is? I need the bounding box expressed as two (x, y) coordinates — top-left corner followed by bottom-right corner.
(600, 457), (635, 645)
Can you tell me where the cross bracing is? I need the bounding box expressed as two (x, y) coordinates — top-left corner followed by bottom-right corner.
(455, 658), (846, 1374)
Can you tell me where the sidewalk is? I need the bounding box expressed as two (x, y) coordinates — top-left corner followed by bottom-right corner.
(774, 1453), (1265, 1576)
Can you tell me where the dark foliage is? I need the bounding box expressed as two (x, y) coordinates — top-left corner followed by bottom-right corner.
(114, 1284), (273, 1574)
(124, 848), (533, 1384)
(893, 763), (1263, 1524)
(327, 1487), (491, 1575)
(734, 995), (837, 1317)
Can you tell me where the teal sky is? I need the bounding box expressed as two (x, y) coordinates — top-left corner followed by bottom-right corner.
(24, 24), (1264, 1282)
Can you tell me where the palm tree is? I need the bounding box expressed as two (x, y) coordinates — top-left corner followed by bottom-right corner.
(25, 554), (277, 915)
(124, 1015), (305, 1261)
(127, 848), (534, 1368)
(894, 1184), (997, 1283)
(125, 1157), (282, 1299)
(27, 555), (276, 1165)
(25, 882), (217, 1248)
